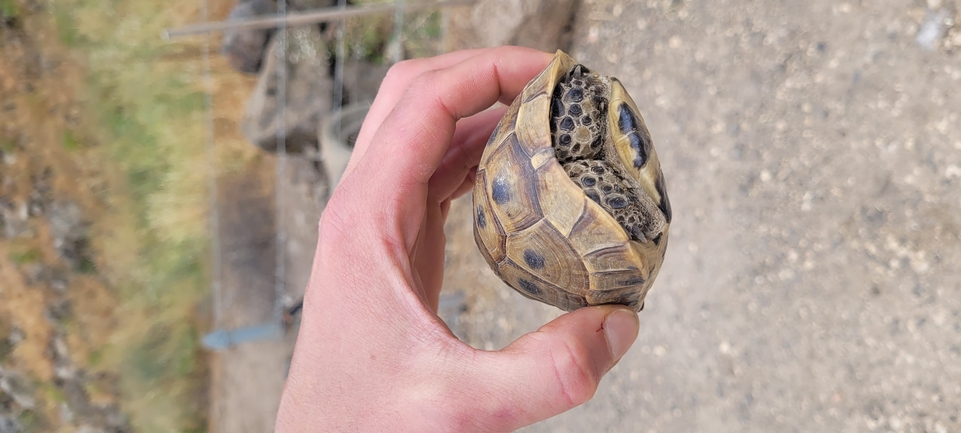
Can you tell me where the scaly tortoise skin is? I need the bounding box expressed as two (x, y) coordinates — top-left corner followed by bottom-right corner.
(472, 50), (672, 312)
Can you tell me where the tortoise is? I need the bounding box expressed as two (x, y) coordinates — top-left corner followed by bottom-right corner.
(472, 50), (672, 312)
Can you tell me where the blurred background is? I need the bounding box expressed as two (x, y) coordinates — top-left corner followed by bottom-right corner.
(1, 0), (959, 432)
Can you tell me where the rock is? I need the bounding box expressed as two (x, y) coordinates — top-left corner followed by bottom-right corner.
(455, 0), (577, 51)
(101, 404), (130, 431)
(21, 263), (47, 286)
(916, 8), (949, 50)
(0, 415), (19, 433)
(241, 26), (333, 154)
(59, 402), (75, 424)
(0, 370), (36, 410)
(222, 0), (275, 73)
(1, 200), (33, 239)
(47, 201), (88, 269)
(7, 327), (24, 346)
(27, 191), (44, 217)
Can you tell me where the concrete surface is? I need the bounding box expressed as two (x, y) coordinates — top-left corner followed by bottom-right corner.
(208, 157), (321, 433)
(442, 1), (961, 432)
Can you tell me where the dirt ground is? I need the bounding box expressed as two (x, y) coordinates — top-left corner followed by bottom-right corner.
(439, 1), (961, 432)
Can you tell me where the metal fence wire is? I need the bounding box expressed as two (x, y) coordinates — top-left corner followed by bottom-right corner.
(182, 0), (464, 349)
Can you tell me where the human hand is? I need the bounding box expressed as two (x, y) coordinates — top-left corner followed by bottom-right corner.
(275, 46), (641, 432)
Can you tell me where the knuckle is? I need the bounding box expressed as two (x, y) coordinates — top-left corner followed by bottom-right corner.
(406, 70), (439, 97)
(318, 188), (356, 243)
(547, 337), (600, 407)
(382, 58), (425, 88)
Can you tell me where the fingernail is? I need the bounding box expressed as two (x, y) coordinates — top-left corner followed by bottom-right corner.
(604, 309), (639, 361)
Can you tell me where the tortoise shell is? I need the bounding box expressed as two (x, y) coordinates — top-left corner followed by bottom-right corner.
(472, 50), (671, 312)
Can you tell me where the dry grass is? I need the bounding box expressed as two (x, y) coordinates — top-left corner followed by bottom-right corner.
(35, 0), (257, 431)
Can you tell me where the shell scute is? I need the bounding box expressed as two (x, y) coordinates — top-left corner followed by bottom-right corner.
(472, 169), (507, 265)
(483, 133), (543, 232)
(534, 161), (586, 237)
(505, 220), (590, 294)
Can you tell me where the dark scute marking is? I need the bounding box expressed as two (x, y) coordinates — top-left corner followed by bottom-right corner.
(559, 134), (572, 146)
(552, 84), (563, 98)
(560, 116), (575, 131)
(586, 191), (601, 203)
(551, 97), (564, 119)
(523, 249), (545, 269)
(607, 196), (628, 209)
(601, 184), (613, 193)
(618, 103), (638, 134)
(581, 175), (596, 187)
(590, 135), (603, 149)
(652, 233), (663, 245)
(567, 87), (584, 102)
(569, 104), (583, 117)
(628, 133), (648, 168)
(656, 172), (673, 224)
(476, 206), (486, 228)
(491, 176), (511, 204)
(591, 165), (606, 174)
(572, 144), (581, 153)
(582, 115), (593, 126)
(573, 64), (592, 75)
(619, 276), (646, 286)
(517, 278), (542, 295)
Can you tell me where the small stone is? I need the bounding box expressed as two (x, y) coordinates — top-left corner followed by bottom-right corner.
(241, 27), (333, 154)
(0, 415), (19, 433)
(0, 371), (37, 409)
(469, 0), (577, 51)
(222, 0), (275, 73)
(48, 201), (89, 268)
(917, 9), (949, 50)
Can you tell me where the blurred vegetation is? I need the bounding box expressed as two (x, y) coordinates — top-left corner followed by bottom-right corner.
(343, 0), (444, 63)
(0, 0), (19, 22)
(44, 0), (215, 430)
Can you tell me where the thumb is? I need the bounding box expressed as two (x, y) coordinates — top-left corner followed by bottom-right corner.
(461, 306), (640, 432)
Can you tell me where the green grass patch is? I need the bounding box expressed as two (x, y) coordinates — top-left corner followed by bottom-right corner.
(87, 346), (104, 367)
(0, 0), (19, 22)
(47, 0), (212, 431)
(0, 0), (18, 18)
(16, 409), (45, 431)
(51, 4), (81, 47)
(0, 138), (16, 153)
(61, 130), (82, 151)
(8, 244), (41, 264)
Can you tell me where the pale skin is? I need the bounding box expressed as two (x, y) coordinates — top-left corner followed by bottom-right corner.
(275, 46), (641, 432)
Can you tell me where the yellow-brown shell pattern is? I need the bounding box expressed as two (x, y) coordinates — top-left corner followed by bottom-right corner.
(472, 50), (670, 312)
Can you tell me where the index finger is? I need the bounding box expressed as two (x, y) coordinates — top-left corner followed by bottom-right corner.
(341, 48), (490, 181)
(337, 46), (553, 250)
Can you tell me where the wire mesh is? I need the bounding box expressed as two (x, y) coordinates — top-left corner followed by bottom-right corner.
(201, 0), (224, 333)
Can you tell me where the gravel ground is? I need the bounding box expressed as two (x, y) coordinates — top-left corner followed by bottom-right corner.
(443, 1), (961, 431)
